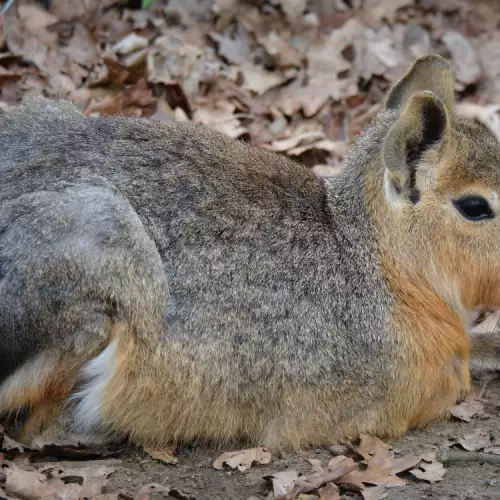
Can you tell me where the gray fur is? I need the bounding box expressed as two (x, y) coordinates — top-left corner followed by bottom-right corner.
(0, 98), (398, 440)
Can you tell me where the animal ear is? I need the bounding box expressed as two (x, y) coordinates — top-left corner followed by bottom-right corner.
(382, 55), (453, 205)
(382, 91), (450, 205)
(385, 54), (454, 114)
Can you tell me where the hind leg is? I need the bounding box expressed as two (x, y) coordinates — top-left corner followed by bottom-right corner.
(0, 324), (126, 449)
(0, 179), (168, 448)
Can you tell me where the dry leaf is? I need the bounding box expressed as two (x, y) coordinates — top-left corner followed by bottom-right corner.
(1, 458), (114, 499)
(193, 101), (247, 138)
(450, 394), (484, 422)
(62, 23), (100, 70)
(48, 465), (116, 497)
(339, 436), (421, 490)
(410, 461), (446, 483)
(319, 482), (341, 500)
(113, 33), (149, 56)
(362, 486), (388, 500)
(209, 23), (250, 65)
(361, 0), (413, 26)
(232, 61), (293, 96)
(442, 31), (482, 87)
(268, 469), (299, 497)
(307, 458), (325, 473)
(458, 429), (492, 452)
(213, 447), (271, 471)
(17, 4), (58, 46)
(274, 456), (357, 500)
(355, 435), (393, 463)
(144, 446), (178, 465)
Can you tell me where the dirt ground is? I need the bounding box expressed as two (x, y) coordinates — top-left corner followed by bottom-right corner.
(15, 368), (498, 500)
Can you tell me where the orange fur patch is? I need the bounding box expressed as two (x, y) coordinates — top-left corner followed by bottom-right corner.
(382, 257), (471, 429)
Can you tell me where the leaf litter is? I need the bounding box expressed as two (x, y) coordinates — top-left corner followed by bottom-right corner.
(1, 0), (500, 498)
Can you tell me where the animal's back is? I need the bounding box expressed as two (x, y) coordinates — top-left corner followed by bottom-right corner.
(0, 100), (393, 447)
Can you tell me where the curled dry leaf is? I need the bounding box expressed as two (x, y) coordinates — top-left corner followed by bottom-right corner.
(450, 394), (484, 422)
(458, 429), (492, 452)
(213, 446), (271, 471)
(143, 446), (178, 465)
(410, 461), (446, 483)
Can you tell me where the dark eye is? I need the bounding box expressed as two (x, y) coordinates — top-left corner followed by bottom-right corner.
(453, 196), (494, 221)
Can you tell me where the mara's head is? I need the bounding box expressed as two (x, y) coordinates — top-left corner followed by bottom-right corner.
(361, 54), (500, 316)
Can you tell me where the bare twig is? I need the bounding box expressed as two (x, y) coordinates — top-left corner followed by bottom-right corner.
(437, 448), (500, 465)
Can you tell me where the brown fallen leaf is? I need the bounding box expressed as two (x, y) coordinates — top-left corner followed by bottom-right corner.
(267, 469), (299, 497)
(143, 446), (178, 465)
(458, 429), (492, 452)
(307, 457), (325, 473)
(442, 31), (482, 87)
(213, 446), (271, 471)
(61, 23), (100, 70)
(193, 100), (248, 138)
(48, 465), (116, 497)
(360, 0), (413, 27)
(319, 481), (341, 500)
(209, 23), (250, 65)
(410, 461), (446, 483)
(450, 394), (484, 422)
(232, 61), (294, 96)
(1, 459), (82, 499)
(362, 485), (388, 500)
(339, 436), (421, 490)
(17, 4), (58, 46)
(354, 435), (393, 463)
(113, 33), (149, 56)
(274, 455), (358, 500)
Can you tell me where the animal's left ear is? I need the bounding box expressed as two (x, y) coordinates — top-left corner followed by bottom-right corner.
(382, 55), (454, 205)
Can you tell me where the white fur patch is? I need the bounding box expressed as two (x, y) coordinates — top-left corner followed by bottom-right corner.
(71, 340), (117, 433)
(383, 169), (407, 210)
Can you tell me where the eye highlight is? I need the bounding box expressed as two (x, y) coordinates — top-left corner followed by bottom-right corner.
(452, 195), (494, 221)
